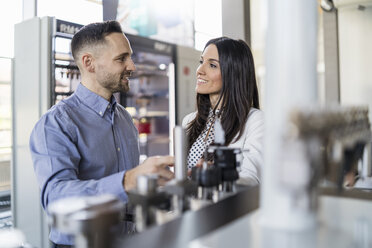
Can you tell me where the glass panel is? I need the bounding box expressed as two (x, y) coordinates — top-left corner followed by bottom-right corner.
(54, 36), (80, 104)
(194, 0), (222, 51)
(0, 0), (22, 58)
(117, 0), (195, 47)
(0, 84), (12, 162)
(195, 32), (215, 51)
(38, 0), (103, 25)
(0, 58), (12, 229)
(194, 0), (222, 35)
(123, 51), (173, 159)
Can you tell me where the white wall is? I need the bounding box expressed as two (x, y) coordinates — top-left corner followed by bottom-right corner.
(221, 0), (246, 41)
(176, 45), (200, 124)
(338, 6), (372, 122)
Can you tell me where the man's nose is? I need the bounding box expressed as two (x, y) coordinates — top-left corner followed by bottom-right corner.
(126, 59), (136, 71)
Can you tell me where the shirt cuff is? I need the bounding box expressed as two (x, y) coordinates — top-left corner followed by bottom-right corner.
(97, 171), (128, 203)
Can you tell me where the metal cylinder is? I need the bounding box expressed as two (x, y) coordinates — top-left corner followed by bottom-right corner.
(261, 0), (318, 230)
(173, 126), (188, 181)
(137, 174), (158, 195)
(48, 194), (124, 248)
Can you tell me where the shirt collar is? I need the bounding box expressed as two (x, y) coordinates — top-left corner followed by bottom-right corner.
(75, 83), (117, 117)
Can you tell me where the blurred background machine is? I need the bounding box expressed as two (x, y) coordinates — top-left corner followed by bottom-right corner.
(48, 123), (259, 247)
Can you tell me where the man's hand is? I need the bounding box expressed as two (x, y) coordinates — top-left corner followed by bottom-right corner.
(123, 156), (174, 191)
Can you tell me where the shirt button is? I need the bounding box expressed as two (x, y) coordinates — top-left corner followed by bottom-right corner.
(99, 111), (103, 115)
(117, 147), (120, 151)
(107, 105), (110, 109)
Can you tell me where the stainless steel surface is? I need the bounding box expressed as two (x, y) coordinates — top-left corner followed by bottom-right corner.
(173, 126), (187, 181)
(137, 174), (158, 195)
(319, 186), (372, 200)
(189, 194), (372, 248)
(221, 181), (236, 193)
(48, 194), (124, 248)
(114, 186), (259, 248)
(197, 186), (219, 202)
(129, 174), (170, 232)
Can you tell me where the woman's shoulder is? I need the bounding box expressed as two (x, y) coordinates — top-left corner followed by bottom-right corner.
(243, 107), (264, 134)
(182, 112), (197, 128)
(247, 108), (264, 123)
(230, 108), (264, 146)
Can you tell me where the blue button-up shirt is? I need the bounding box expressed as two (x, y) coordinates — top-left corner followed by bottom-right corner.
(29, 83), (139, 245)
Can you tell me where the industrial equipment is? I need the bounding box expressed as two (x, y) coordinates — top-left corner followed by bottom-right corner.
(48, 107), (372, 248)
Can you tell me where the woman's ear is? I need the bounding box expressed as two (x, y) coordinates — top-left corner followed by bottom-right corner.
(81, 53), (95, 73)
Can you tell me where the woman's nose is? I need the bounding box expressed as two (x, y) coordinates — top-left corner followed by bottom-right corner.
(196, 64), (205, 75)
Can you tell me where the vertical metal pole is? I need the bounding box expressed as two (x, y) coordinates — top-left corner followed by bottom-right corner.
(173, 126), (187, 181)
(261, 0), (318, 230)
(102, 0), (119, 21)
(323, 9), (341, 105)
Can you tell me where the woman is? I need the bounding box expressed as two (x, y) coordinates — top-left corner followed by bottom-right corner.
(182, 37), (263, 185)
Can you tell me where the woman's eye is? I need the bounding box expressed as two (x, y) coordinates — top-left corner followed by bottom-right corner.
(210, 63), (217, 68)
(199, 60), (203, 64)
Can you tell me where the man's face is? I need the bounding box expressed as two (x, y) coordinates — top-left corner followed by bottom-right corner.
(94, 33), (136, 93)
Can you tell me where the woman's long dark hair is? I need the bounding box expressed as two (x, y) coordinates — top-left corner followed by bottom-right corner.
(187, 37), (260, 148)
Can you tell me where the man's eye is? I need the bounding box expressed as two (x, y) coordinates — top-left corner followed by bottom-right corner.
(117, 56), (127, 62)
(199, 60), (203, 64)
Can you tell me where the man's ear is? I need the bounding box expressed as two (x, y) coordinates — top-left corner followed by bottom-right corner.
(81, 53), (95, 73)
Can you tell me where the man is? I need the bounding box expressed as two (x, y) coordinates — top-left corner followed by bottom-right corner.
(29, 20), (174, 247)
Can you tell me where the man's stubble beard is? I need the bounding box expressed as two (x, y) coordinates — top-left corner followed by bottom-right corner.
(97, 71), (130, 94)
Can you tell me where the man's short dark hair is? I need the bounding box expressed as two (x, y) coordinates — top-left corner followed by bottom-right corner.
(71, 20), (123, 61)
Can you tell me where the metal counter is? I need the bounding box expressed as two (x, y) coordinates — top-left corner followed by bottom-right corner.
(113, 186), (259, 248)
(189, 189), (372, 248)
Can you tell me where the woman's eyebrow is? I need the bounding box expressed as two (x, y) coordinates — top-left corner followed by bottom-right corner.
(200, 56), (220, 63)
(208, 58), (220, 63)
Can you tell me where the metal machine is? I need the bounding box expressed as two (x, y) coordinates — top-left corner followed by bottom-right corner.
(190, 119), (243, 209)
(126, 123), (245, 230)
(47, 105), (372, 247)
(189, 106), (372, 248)
(48, 123), (254, 246)
(48, 195), (125, 248)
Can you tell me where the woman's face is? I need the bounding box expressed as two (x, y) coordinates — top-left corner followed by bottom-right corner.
(196, 44), (222, 98)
